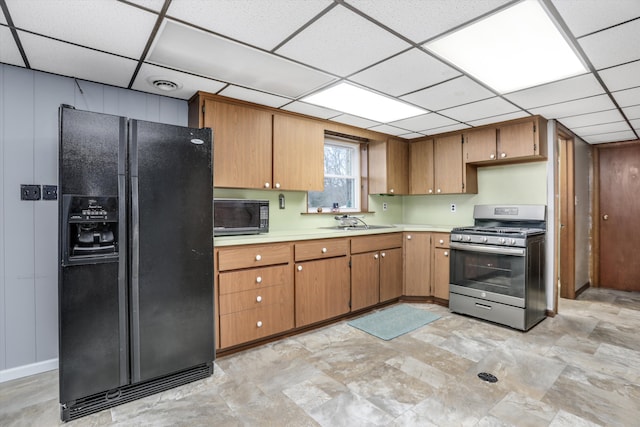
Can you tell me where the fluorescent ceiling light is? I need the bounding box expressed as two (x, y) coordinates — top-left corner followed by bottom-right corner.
(425, 0), (587, 94)
(302, 82), (426, 123)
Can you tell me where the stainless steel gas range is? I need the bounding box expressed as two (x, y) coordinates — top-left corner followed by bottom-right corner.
(449, 205), (546, 331)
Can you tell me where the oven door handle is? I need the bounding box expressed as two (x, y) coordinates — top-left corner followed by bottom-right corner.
(450, 242), (525, 256)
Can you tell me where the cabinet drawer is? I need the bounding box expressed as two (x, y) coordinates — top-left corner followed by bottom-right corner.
(351, 233), (403, 254)
(219, 264), (290, 295)
(432, 233), (450, 249)
(294, 239), (348, 262)
(219, 284), (290, 315)
(218, 243), (290, 271)
(219, 302), (294, 348)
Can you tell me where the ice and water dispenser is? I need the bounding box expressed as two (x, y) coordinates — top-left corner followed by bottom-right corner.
(62, 195), (119, 265)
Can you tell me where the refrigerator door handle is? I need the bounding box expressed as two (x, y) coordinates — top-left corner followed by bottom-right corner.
(130, 122), (142, 383)
(118, 118), (129, 387)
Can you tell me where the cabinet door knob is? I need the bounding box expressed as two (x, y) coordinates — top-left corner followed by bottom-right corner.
(275, 182), (281, 189)
(428, 189), (433, 194)
(256, 295), (262, 303)
(321, 247), (327, 253)
(381, 252), (386, 258)
(444, 251), (449, 257)
(490, 153), (495, 159)
(437, 189), (441, 193)
(501, 152), (507, 158)
(256, 276), (262, 283)
(407, 235), (412, 240)
(603, 214), (609, 220)
(297, 265), (302, 271)
(256, 321), (263, 328)
(389, 188), (394, 193)
(264, 182), (270, 188)
(439, 239), (444, 244)
(255, 254), (262, 261)
(374, 253), (379, 259)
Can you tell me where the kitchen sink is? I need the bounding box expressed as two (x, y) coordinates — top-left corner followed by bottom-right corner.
(321, 225), (396, 231)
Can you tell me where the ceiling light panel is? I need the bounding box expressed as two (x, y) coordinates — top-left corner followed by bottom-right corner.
(276, 6), (409, 76)
(7, 0), (157, 59)
(504, 73), (602, 109)
(302, 83), (426, 123)
(579, 19), (640, 70)
(550, 0), (640, 38)
(218, 86), (291, 108)
(349, 48), (461, 97)
(401, 76), (494, 111)
(19, 31), (138, 88)
(529, 94), (615, 119)
(467, 111), (530, 127)
(147, 20), (336, 98)
(347, 0), (510, 44)
(167, 0), (331, 51)
(612, 87), (640, 108)
(425, 0), (587, 93)
(280, 102), (341, 120)
(132, 63), (226, 100)
(598, 60), (640, 92)
(0, 26), (24, 67)
(438, 97), (519, 123)
(559, 109), (625, 128)
(389, 113), (457, 133)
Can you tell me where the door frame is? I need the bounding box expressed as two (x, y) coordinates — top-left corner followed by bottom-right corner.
(557, 125), (576, 300)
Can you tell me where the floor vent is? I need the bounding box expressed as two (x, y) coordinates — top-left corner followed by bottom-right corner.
(477, 372), (498, 383)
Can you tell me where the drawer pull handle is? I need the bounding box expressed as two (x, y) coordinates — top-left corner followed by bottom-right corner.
(256, 296), (262, 303)
(256, 321), (263, 328)
(321, 247), (327, 253)
(444, 251), (448, 257)
(256, 276), (262, 284)
(407, 235), (412, 240)
(255, 254), (262, 261)
(297, 265), (302, 271)
(439, 239), (444, 244)
(475, 303), (492, 310)
(381, 252), (386, 258)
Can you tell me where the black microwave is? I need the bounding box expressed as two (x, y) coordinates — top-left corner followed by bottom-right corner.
(214, 199), (269, 236)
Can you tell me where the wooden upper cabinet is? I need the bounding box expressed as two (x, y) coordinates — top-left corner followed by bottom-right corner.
(273, 114), (324, 191)
(203, 99), (272, 189)
(369, 138), (409, 195)
(409, 139), (434, 195)
(463, 128), (497, 163)
(434, 134), (465, 194)
(498, 117), (547, 160)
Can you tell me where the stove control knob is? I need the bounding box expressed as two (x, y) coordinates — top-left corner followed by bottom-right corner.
(482, 237), (488, 243)
(510, 239), (516, 245)
(499, 238), (506, 244)
(464, 236), (471, 242)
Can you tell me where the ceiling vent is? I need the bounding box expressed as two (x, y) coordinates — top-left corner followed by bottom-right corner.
(152, 79), (179, 91)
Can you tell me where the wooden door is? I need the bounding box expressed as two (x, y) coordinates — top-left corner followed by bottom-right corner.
(434, 135), (463, 194)
(464, 128), (497, 163)
(273, 114), (324, 191)
(598, 144), (640, 291)
(203, 99), (272, 189)
(351, 252), (380, 311)
(409, 139), (434, 194)
(403, 233), (431, 296)
(498, 120), (537, 160)
(380, 248), (403, 302)
(433, 248), (450, 300)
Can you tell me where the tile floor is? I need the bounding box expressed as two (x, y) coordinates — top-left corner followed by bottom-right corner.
(2, 287), (640, 426)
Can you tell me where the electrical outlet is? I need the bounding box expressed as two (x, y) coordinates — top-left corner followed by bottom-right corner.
(43, 185), (58, 200)
(21, 184), (41, 201)
(383, 202), (388, 211)
(450, 203), (456, 213)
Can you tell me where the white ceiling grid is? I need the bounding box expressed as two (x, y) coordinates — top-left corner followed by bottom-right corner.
(1, 0), (639, 144)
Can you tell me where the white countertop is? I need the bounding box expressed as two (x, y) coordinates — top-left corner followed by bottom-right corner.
(214, 224), (456, 247)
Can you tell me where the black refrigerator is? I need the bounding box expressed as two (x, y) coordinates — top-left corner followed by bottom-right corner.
(58, 106), (214, 421)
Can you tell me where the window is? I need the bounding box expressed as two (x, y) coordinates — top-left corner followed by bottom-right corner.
(308, 138), (360, 213)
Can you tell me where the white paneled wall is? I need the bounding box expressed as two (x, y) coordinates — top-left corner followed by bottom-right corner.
(0, 64), (187, 381)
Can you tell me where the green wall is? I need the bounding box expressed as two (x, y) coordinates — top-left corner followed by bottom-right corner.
(214, 161), (547, 231)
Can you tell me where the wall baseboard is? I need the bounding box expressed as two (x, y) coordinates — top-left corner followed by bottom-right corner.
(575, 282), (591, 298)
(0, 358), (58, 383)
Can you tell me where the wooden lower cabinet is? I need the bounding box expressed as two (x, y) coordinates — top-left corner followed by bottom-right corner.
(432, 232), (451, 301)
(403, 232), (432, 296)
(295, 256), (350, 327)
(351, 252), (380, 311)
(380, 247), (403, 302)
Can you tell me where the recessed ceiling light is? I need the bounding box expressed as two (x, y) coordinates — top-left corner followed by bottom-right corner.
(301, 82), (426, 123)
(147, 76), (183, 92)
(424, 0), (587, 94)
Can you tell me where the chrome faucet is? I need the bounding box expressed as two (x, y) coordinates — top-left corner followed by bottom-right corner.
(334, 215), (369, 229)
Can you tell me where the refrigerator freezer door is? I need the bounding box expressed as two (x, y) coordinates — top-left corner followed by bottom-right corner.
(129, 120), (214, 383)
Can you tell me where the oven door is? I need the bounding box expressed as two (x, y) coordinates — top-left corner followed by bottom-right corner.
(449, 242), (526, 308)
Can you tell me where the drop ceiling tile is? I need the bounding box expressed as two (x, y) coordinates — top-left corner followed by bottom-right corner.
(7, 0), (156, 59)
(438, 97), (519, 123)
(558, 109), (625, 128)
(276, 6), (409, 77)
(400, 132), (426, 139)
(19, 31), (137, 88)
(528, 95), (616, 119)
(1, 11), (6, 24)
(504, 74), (604, 109)
(426, 123), (471, 135)
(368, 124), (411, 136)
(348, 49), (461, 96)
(552, 0), (640, 38)
(572, 121), (631, 137)
(582, 130), (637, 144)
(125, 0), (169, 12)
(598, 60), (640, 92)
(623, 105), (640, 120)
(401, 76), (495, 111)
(631, 118), (640, 131)
(467, 111), (530, 127)
(389, 113), (457, 133)
(132, 63), (226, 100)
(330, 114), (381, 129)
(611, 87), (640, 108)
(148, 20), (336, 98)
(166, 0), (331, 51)
(218, 85), (291, 108)
(280, 101), (341, 120)
(0, 26), (24, 67)
(579, 19), (640, 70)
(346, 0), (510, 43)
